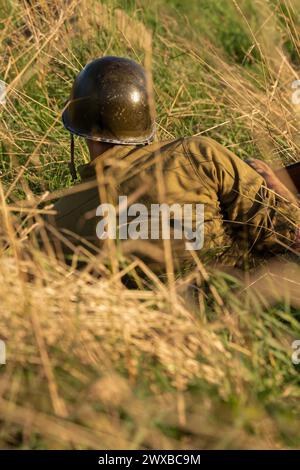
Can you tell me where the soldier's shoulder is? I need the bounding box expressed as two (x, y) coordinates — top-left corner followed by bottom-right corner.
(182, 135), (220, 149)
(130, 136), (224, 168)
(181, 135), (228, 158)
(141, 136), (217, 156)
(144, 138), (184, 152)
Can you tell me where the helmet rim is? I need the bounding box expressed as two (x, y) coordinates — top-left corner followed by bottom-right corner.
(62, 108), (156, 145)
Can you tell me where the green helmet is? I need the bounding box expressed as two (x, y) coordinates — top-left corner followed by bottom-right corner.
(62, 56), (155, 145)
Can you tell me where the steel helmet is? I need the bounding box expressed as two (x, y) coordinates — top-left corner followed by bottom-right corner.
(63, 55), (156, 140)
(62, 56), (155, 179)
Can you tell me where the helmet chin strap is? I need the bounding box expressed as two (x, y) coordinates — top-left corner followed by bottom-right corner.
(68, 133), (77, 181)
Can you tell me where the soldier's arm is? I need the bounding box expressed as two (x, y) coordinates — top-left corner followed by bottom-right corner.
(182, 136), (300, 254)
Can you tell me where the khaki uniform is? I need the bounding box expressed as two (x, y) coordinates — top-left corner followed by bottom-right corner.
(40, 136), (300, 270)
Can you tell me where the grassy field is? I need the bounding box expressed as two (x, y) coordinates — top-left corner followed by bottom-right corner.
(1, 0), (300, 449)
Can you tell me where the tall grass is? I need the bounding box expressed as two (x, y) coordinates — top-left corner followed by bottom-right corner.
(1, 0), (300, 449)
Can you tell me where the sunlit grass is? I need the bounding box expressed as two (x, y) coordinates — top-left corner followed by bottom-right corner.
(0, 0), (300, 449)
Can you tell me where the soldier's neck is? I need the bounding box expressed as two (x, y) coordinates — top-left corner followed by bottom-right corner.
(86, 139), (114, 162)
